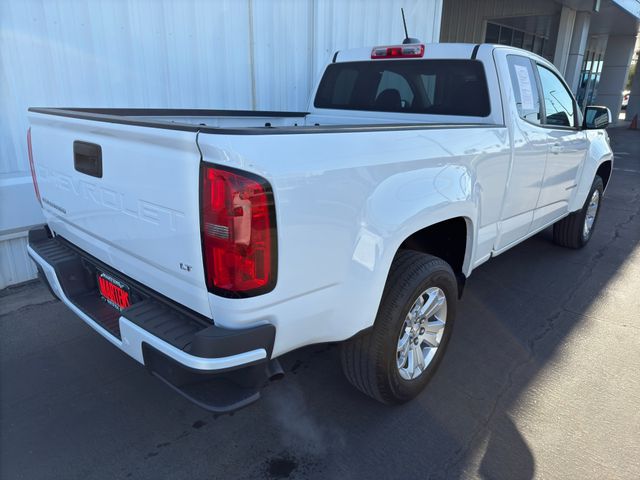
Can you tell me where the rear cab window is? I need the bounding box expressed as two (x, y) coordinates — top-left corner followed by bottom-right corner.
(314, 60), (491, 117)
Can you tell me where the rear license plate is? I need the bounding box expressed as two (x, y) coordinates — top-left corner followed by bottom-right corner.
(98, 272), (131, 311)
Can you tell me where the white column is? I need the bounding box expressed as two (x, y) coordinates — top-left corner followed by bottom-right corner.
(594, 34), (637, 123)
(564, 11), (591, 93)
(625, 61), (640, 121)
(553, 6), (577, 75)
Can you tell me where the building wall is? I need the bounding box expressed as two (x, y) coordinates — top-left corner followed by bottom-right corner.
(0, 0), (442, 289)
(439, 0), (560, 44)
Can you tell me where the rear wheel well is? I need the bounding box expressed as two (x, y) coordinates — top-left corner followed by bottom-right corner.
(398, 217), (468, 294)
(596, 161), (612, 189)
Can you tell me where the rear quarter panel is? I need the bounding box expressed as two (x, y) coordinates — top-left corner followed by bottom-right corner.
(198, 126), (510, 356)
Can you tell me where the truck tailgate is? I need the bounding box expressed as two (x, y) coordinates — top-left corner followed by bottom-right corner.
(28, 113), (211, 318)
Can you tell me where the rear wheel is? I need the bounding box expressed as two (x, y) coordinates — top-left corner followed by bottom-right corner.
(341, 250), (457, 404)
(553, 175), (604, 249)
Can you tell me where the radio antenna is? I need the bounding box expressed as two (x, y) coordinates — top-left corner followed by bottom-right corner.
(401, 8), (409, 41)
(400, 8), (420, 44)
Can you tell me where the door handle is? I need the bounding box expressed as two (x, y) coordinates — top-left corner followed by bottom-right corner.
(550, 144), (563, 155)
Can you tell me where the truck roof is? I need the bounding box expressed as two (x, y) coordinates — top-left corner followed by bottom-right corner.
(334, 42), (550, 66)
(335, 42), (478, 63)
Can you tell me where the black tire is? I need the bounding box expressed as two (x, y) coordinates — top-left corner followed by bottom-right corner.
(340, 250), (457, 404)
(553, 175), (604, 249)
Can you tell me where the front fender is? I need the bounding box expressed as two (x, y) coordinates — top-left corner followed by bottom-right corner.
(569, 130), (613, 212)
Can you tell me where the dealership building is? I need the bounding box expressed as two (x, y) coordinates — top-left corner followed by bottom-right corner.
(440, 0), (640, 121)
(1, 0), (639, 288)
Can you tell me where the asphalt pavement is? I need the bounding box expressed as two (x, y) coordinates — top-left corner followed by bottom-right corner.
(1, 126), (639, 480)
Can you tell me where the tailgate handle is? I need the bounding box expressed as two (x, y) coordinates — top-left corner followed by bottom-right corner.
(73, 141), (103, 178)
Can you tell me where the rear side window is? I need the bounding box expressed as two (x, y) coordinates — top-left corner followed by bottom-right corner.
(314, 60), (491, 117)
(507, 55), (541, 124)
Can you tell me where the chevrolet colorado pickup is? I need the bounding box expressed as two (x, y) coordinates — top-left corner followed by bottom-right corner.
(27, 43), (613, 412)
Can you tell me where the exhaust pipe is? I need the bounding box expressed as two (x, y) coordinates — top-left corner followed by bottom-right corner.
(266, 358), (285, 382)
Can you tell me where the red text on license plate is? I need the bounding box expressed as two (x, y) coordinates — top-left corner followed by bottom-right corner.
(98, 273), (131, 311)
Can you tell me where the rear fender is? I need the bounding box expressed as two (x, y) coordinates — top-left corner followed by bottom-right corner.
(340, 165), (477, 336)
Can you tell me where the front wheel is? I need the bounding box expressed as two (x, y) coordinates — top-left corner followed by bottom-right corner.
(340, 251), (457, 404)
(553, 175), (604, 249)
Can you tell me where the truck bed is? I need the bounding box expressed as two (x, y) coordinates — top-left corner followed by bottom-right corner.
(28, 104), (506, 340)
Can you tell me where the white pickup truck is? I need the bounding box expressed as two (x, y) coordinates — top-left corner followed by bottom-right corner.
(27, 42), (613, 412)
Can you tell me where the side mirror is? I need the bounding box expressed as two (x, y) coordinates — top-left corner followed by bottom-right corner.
(583, 106), (612, 129)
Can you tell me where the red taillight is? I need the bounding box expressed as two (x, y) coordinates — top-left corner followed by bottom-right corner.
(27, 127), (42, 206)
(371, 44), (425, 59)
(201, 164), (276, 297)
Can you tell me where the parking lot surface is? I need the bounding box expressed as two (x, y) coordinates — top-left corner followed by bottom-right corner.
(1, 127), (639, 480)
